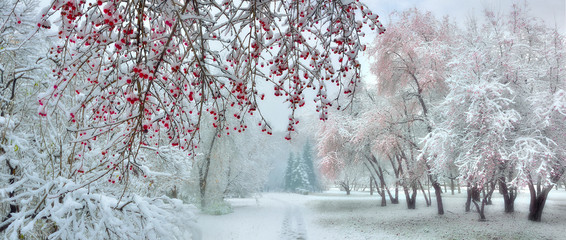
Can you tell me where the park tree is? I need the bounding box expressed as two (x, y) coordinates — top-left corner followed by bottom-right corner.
(366, 8), (455, 214)
(184, 113), (273, 211)
(503, 3), (566, 221)
(423, 3), (566, 221)
(284, 150), (311, 192)
(284, 152), (295, 191)
(301, 140), (319, 191)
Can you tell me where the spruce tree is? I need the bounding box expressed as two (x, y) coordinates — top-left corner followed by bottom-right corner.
(291, 154), (311, 191)
(284, 153), (295, 191)
(302, 141), (318, 191)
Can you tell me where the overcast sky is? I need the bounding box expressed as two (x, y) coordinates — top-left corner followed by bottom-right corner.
(364, 0), (565, 33)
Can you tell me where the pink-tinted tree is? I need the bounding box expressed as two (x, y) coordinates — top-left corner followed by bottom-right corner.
(367, 8), (455, 215)
(316, 113), (360, 194)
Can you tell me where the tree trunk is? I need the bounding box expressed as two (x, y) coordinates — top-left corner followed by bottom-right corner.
(450, 176), (455, 195)
(427, 179), (432, 204)
(387, 155), (400, 204)
(380, 187), (387, 206)
(375, 176), (387, 207)
(419, 181), (431, 207)
(393, 184), (399, 204)
(0, 159), (19, 232)
(404, 184), (417, 209)
(365, 155), (389, 206)
(484, 181), (495, 205)
(370, 176), (386, 206)
(424, 163), (444, 215)
(472, 197), (487, 221)
(199, 129), (220, 209)
(432, 181), (444, 215)
(527, 182), (552, 222)
(468, 185), (486, 221)
(370, 177), (374, 196)
(499, 178), (516, 213)
(465, 183), (472, 212)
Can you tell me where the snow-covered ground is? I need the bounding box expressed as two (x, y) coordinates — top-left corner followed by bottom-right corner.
(196, 189), (566, 239)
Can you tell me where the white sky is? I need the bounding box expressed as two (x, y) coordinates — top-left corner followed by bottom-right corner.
(364, 0), (565, 33)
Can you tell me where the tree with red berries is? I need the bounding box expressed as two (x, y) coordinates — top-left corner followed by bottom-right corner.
(37, 0), (385, 162)
(0, 0), (385, 238)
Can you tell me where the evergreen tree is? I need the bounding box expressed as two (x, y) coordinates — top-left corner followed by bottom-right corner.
(291, 155), (311, 191)
(284, 153), (295, 191)
(284, 151), (313, 192)
(302, 141), (319, 191)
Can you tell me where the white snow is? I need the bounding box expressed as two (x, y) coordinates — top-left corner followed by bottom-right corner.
(197, 189), (566, 239)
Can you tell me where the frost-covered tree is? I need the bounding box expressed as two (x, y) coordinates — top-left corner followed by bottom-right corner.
(12, 0), (385, 233)
(284, 152), (295, 191)
(37, 0), (385, 163)
(291, 155), (311, 191)
(0, 0), (50, 234)
(301, 140), (319, 191)
(1, 1), (198, 238)
(186, 115), (273, 209)
(423, 3), (566, 221)
(502, 3), (566, 221)
(284, 150), (311, 192)
(366, 8), (455, 214)
(423, 70), (520, 221)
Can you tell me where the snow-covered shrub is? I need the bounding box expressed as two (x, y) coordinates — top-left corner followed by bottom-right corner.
(2, 177), (196, 239)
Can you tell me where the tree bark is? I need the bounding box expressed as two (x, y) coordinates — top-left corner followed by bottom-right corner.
(468, 185), (486, 221)
(471, 197), (487, 221)
(404, 183), (418, 209)
(345, 186), (351, 195)
(0, 159), (19, 232)
(484, 181), (495, 205)
(527, 182), (552, 222)
(498, 177), (516, 213)
(419, 181), (431, 207)
(199, 128), (220, 209)
(425, 163), (444, 215)
(465, 183), (472, 212)
(363, 157), (388, 206)
(369, 176), (374, 196)
(393, 183), (399, 204)
(432, 181), (444, 215)
(387, 155), (400, 204)
(450, 175), (455, 195)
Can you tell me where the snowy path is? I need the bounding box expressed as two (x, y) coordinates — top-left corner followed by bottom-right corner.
(196, 193), (311, 240)
(276, 198), (307, 239)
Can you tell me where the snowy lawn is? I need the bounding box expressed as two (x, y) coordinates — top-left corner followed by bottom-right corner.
(196, 189), (566, 239)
